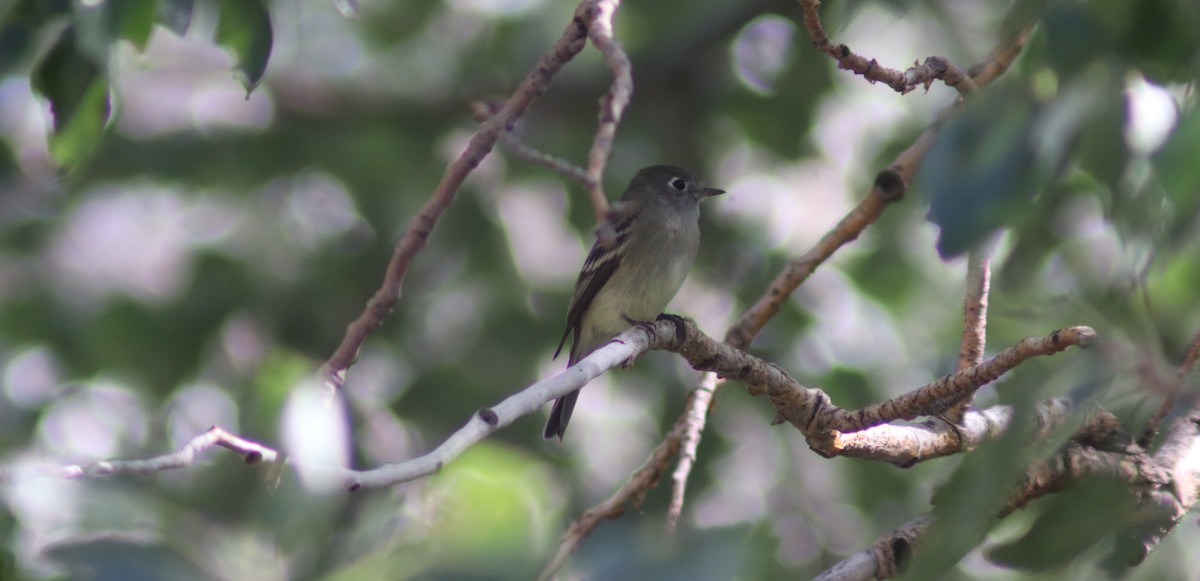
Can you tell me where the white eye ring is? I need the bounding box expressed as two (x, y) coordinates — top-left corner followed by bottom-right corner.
(669, 178), (687, 191)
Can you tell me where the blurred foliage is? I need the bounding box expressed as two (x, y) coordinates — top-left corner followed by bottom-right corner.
(0, 0), (1198, 580)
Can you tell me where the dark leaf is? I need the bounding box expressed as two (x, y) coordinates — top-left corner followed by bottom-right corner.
(919, 85), (1040, 258)
(905, 403), (1042, 578)
(987, 476), (1137, 571)
(216, 0), (273, 96)
(31, 25), (111, 167)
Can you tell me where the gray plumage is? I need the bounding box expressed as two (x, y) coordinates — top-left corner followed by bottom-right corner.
(545, 165), (724, 440)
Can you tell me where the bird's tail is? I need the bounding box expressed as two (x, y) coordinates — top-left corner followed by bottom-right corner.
(543, 390), (580, 440)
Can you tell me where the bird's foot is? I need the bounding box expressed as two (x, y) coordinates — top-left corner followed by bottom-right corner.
(655, 313), (688, 345)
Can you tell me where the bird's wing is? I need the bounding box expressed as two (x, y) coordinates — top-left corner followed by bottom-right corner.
(553, 209), (638, 361)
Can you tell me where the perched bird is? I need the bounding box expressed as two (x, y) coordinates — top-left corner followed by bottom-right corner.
(545, 165), (724, 440)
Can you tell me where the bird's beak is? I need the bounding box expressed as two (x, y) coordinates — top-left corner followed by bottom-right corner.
(701, 187), (725, 197)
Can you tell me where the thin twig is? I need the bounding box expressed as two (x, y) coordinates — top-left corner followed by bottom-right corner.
(942, 246), (993, 423)
(0, 426), (278, 482)
(797, 0), (975, 95)
(724, 166), (910, 349)
(471, 99), (594, 186)
(829, 327), (1096, 433)
(665, 371), (718, 533)
(677, 319), (1097, 451)
(502, 134), (593, 185)
(957, 248), (992, 371)
(639, 0), (1029, 539)
(1139, 328), (1200, 447)
(967, 27), (1029, 85)
(583, 0), (633, 244)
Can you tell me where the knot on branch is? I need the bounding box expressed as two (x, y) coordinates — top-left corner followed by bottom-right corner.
(873, 168), (907, 202)
(478, 408), (499, 426)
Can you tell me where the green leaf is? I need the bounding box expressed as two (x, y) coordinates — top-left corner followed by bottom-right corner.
(920, 72), (1122, 259)
(31, 25), (111, 167)
(986, 476), (1137, 571)
(216, 0), (273, 96)
(918, 85), (1040, 258)
(111, 0), (157, 50)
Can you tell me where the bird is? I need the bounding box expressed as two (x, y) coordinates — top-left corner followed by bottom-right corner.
(545, 165), (724, 440)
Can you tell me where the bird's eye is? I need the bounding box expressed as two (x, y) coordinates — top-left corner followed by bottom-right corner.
(669, 178), (687, 191)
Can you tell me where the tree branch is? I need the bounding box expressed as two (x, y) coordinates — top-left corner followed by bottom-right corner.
(0, 426), (278, 482)
(589, 3), (1036, 551)
(675, 319), (1096, 453)
(341, 322), (664, 490)
(797, 0), (976, 95)
(834, 326), (1095, 432)
(957, 248), (992, 372)
(815, 328), (1200, 581)
(724, 167), (909, 349)
(334, 316), (1093, 491)
(317, 0), (598, 391)
(472, 99), (594, 186)
(942, 246), (993, 423)
(583, 0), (633, 245)
(816, 435), (1172, 581)
(1129, 401), (1200, 562)
(665, 370), (718, 533)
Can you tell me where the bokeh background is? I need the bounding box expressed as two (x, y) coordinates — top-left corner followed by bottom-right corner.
(1, 0), (1199, 579)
